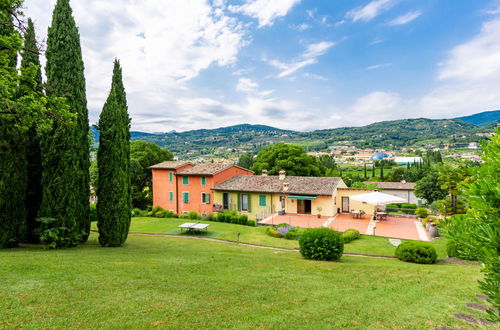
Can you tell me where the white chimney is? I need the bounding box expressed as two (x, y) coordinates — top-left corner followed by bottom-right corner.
(262, 169), (268, 176)
(279, 170), (286, 180)
(283, 182), (289, 191)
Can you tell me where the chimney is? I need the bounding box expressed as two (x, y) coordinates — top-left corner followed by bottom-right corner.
(279, 170), (286, 180)
(283, 182), (289, 191)
(262, 169), (268, 176)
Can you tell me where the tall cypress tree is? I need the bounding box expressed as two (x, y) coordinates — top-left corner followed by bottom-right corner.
(20, 18), (43, 243)
(97, 60), (131, 247)
(0, 5), (26, 248)
(39, 0), (90, 243)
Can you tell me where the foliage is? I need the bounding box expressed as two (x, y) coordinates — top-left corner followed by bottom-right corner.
(39, 0), (90, 244)
(441, 215), (481, 261)
(299, 227), (344, 261)
(130, 140), (173, 209)
(341, 229), (360, 243)
(237, 152), (254, 170)
(89, 204), (97, 222)
(284, 227), (302, 240)
(414, 169), (447, 204)
(35, 217), (80, 249)
(351, 182), (378, 189)
(395, 241), (437, 264)
(212, 211), (252, 226)
(251, 143), (323, 176)
(97, 60), (131, 247)
(415, 207), (429, 219)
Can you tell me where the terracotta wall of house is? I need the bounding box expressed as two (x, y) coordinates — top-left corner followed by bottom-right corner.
(151, 164), (192, 212)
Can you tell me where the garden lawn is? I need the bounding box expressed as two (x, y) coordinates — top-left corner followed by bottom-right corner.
(110, 217), (448, 258)
(0, 233), (485, 329)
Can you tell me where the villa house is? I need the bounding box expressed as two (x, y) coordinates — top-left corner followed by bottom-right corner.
(150, 161), (253, 215)
(210, 170), (375, 220)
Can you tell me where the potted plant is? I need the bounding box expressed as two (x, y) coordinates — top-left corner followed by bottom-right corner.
(316, 207), (322, 218)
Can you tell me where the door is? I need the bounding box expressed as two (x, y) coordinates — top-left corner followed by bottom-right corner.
(342, 197), (350, 213)
(297, 199), (305, 214)
(304, 200), (312, 214)
(223, 193), (229, 210)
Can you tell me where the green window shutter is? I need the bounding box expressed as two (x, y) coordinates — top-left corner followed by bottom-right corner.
(183, 192), (189, 203)
(247, 194), (251, 212)
(169, 172), (173, 182)
(182, 176), (189, 185)
(207, 193), (210, 204)
(237, 194), (241, 211)
(259, 195), (266, 206)
(169, 191), (174, 202)
(201, 176), (206, 186)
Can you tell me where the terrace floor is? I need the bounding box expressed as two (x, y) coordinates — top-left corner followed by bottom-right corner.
(260, 213), (428, 241)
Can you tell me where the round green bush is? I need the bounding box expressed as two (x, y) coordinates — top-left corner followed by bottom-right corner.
(299, 227), (344, 261)
(284, 228), (301, 240)
(395, 241), (437, 264)
(246, 220), (256, 227)
(341, 229), (360, 243)
(266, 227), (282, 238)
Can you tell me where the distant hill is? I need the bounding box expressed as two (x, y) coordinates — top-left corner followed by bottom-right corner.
(455, 110), (500, 126)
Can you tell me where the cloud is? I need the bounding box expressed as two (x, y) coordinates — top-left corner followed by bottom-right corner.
(438, 18), (500, 80)
(290, 23), (310, 31)
(229, 0), (301, 28)
(387, 10), (422, 26)
(366, 63), (392, 70)
(236, 77), (259, 92)
(346, 0), (395, 22)
(268, 41), (335, 78)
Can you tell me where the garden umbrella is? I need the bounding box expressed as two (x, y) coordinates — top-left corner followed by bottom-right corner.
(349, 191), (406, 219)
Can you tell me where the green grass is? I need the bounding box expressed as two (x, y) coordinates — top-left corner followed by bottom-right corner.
(108, 217), (449, 258)
(0, 233), (486, 329)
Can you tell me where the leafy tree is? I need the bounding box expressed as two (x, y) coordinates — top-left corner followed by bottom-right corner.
(437, 163), (472, 214)
(251, 143), (323, 176)
(319, 154), (336, 170)
(97, 60), (131, 247)
(414, 170), (447, 204)
(0, 1), (71, 248)
(20, 18), (43, 243)
(130, 140), (173, 209)
(237, 152), (254, 170)
(39, 0), (90, 244)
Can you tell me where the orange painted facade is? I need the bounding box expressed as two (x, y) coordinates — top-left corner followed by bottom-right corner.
(152, 164), (252, 215)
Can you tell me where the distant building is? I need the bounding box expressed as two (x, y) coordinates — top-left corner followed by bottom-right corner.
(364, 181), (422, 205)
(394, 156), (423, 165)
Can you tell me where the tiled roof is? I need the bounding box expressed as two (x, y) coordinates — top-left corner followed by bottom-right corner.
(176, 163), (238, 176)
(212, 175), (343, 196)
(149, 161), (192, 169)
(364, 181), (416, 190)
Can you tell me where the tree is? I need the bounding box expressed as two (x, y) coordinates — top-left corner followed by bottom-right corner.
(437, 163), (472, 215)
(20, 18), (43, 243)
(237, 152), (254, 170)
(39, 0), (90, 244)
(130, 140), (173, 209)
(97, 60), (131, 247)
(414, 170), (447, 204)
(251, 143), (323, 176)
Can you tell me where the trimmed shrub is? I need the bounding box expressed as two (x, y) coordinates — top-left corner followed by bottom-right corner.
(247, 220), (256, 227)
(171, 213), (179, 218)
(155, 210), (166, 218)
(299, 227), (344, 261)
(341, 228), (360, 243)
(395, 241), (437, 264)
(89, 204), (98, 222)
(35, 217), (81, 249)
(131, 208), (145, 217)
(284, 227), (302, 240)
(415, 207), (429, 219)
(401, 203), (417, 210)
(266, 227), (282, 238)
(277, 224), (294, 237)
(187, 211), (199, 220)
(151, 206), (164, 215)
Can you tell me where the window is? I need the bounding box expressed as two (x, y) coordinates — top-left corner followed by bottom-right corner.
(241, 194), (249, 211)
(182, 176), (189, 185)
(201, 193), (210, 204)
(201, 176), (206, 186)
(169, 172), (173, 182)
(182, 192), (189, 203)
(169, 191), (174, 202)
(259, 194), (267, 207)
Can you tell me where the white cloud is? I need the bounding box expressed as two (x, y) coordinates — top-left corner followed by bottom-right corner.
(346, 0), (395, 22)
(268, 41), (335, 78)
(438, 18), (500, 80)
(229, 0), (301, 28)
(236, 77), (259, 92)
(290, 23), (310, 31)
(348, 91), (404, 123)
(387, 10), (422, 26)
(366, 63), (392, 70)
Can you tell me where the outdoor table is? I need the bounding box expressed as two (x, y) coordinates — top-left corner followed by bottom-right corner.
(351, 210), (365, 219)
(376, 212), (387, 221)
(178, 223), (210, 233)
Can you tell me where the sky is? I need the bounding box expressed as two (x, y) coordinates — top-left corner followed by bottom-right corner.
(24, 0), (500, 132)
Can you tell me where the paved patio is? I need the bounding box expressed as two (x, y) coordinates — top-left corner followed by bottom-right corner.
(259, 213), (428, 241)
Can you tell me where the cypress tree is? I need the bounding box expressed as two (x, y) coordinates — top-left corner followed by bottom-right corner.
(20, 18), (43, 243)
(97, 60), (131, 247)
(0, 6), (27, 248)
(363, 163), (367, 179)
(39, 0), (90, 243)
